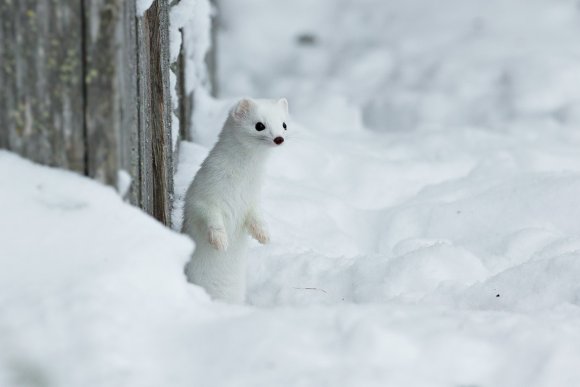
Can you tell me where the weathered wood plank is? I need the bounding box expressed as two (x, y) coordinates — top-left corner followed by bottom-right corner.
(0, 0), (84, 172)
(177, 29), (189, 140)
(207, 0), (219, 97)
(82, 0), (140, 202)
(118, 0), (141, 204)
(136, 13), (154, 216)
(137, 0), (173, 225)
(82, 0), (120, 185)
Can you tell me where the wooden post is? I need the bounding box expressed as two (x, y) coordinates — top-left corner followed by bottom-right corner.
(207, 0), (219, 97)
(137, 0), (173, 225)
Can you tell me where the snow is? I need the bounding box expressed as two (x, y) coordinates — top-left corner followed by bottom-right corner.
(191, 0), (580, 383)
(0, 151), (204, 386)
(4, 0), (580, 386)
(168, 0), (215, 148)
(135, 0), (155, 16)
(218, 0), (580, 134)
(116, 169), (132, 199)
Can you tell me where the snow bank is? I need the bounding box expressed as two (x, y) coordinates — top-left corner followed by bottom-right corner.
(178, 0), (580, 384)
(4, 134), (580, 384)
(169, 125), (580, 386)
(0, 151), (213, 387)
(212, 0), (580, 317)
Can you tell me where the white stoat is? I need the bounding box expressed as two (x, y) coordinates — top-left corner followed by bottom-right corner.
(182, 97), (289, 303)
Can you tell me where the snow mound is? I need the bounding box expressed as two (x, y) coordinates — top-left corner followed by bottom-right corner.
(0, 151), (212, 387)
(4, 135), (580, 385)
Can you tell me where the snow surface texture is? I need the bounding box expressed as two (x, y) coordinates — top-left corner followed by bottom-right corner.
(135, 0), (154, 16)
(4, 0), (580, 386)
(0, 151), (209, 387)
(183, 0), (580, 384)
(213, 0), (580, 308)
(168, 0), (214, 150)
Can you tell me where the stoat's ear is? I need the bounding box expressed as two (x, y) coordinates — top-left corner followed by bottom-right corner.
(233, 98), (255, 121)
(278, 98), (289, 115)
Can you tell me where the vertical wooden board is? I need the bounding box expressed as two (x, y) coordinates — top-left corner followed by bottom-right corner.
(83, 0), (141, 204)
(0, 5), (6, 149)
(0, 0), (84, 172)
(177, 28), (194, 142)
(137, 0), (173, 225)
(117, 0), (140, 205)
(82, 0), (122, 185)
(207, 0), (219, 97)
(147, 0), (173, 225)
(136, 14), (154, 216)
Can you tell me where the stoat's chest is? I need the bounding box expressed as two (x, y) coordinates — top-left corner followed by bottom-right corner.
(215, 166), (263, 228)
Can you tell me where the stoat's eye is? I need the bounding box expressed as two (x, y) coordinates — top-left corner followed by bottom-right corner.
(283, 122), (287, 130)
(255, 122), (266, 131)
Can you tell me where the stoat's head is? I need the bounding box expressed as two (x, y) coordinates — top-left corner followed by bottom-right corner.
(229, 98), (289, 147)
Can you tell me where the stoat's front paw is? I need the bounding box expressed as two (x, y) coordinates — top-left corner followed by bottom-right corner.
(208, 227), (228, 251)
(248, 222), (270, 245)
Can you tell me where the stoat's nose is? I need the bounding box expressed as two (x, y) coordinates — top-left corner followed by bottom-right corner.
(274, 137), (284, 145)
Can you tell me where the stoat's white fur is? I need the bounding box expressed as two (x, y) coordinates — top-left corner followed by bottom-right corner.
(182, 98), (289, 303)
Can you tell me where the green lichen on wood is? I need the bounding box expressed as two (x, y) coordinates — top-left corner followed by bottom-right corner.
(2, 52), (14, 75)
(10, 105), (25, 135)
(85, 68), (98, 84)
(59, 48), (81, 86)
(25, 8), (37, 32)
(1, 0), (85, 172)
